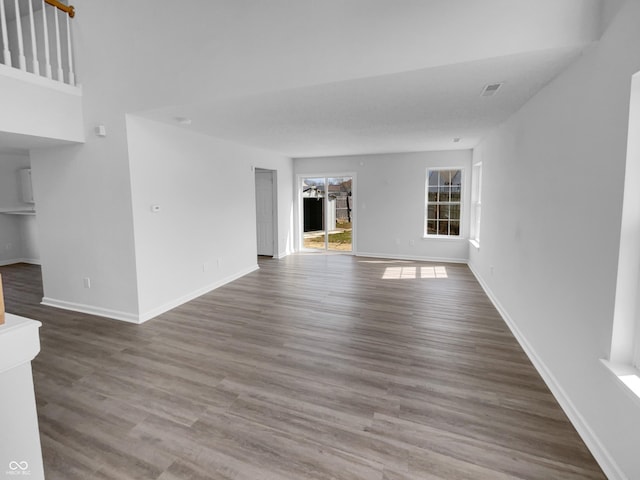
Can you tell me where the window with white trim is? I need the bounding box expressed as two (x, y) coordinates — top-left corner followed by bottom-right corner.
(425, 168), (462, 237)
(605, 69), (640, 402)
(635, 301), (640, 370)
(471, 162), (483, 245)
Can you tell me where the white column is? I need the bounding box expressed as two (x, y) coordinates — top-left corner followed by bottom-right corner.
(27, 0), (38, 74)
(53, 5), (62, 81)
(0, 0), (10, 66)
(41, 0), (51, 79)
(13, 0), (26, 70)
(65, 12), (73, 85)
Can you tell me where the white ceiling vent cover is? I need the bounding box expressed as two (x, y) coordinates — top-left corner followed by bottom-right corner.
(481, 82), (504, 97)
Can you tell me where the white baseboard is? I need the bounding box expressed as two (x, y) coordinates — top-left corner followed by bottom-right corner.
(0, 259), (20, 267)
(0, 258), (41, 267)
(138, 264), (260, 323)
(20, 258), (41, 265)
(41, 297), (140, 324)
(467, 261), (626, 480)
(356, 251), (468, 264)
(41, 264), (261, 325)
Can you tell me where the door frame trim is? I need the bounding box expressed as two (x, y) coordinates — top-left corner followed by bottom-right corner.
(255, 168), (278, 257)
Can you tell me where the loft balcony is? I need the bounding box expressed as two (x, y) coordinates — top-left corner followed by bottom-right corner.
(0, 0), (83, 148)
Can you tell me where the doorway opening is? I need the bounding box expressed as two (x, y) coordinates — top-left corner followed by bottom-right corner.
(300, 175), (354, 252)
(255, 168), (278, 257)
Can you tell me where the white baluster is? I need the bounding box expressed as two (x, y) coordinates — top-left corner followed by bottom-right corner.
(65, 11), (73, 85)
(27, 0), (38, 74)
(13, 0), (26, 70)
(0, 0), (10, 66)
(41, 0), (51, 79)
(53, 5), (62, 81)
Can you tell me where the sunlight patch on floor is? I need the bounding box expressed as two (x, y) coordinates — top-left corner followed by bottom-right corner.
(358, 260), (413, 264)
(382, 266), (448, 280)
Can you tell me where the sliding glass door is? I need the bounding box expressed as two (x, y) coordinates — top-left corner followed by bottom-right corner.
(301, 176), (353, 252)
(302, 177), (326, 250)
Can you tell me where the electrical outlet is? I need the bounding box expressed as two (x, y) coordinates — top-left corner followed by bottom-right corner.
(83, 277), (91, 289)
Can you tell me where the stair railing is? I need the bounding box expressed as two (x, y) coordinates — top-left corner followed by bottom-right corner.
(0, 0), (76, 86)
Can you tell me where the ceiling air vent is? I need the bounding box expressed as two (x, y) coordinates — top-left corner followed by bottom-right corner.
(481, 82), (504, 97)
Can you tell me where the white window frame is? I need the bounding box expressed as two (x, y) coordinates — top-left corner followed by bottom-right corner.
(424, 167), (464, 238)
(603, 70), (640, 404)
(635, 321), (640, 370)
(470, 162), (482, 248)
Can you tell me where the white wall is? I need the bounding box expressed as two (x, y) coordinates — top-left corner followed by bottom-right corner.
(0, 214), (21, 265)
(18, 216), (40, 264)
(29, 123), (140, 321)
(294, 150), (472, 262)
(0, 153), (30, 210)
(126, 115), (293, 321)
(469, 2), (640, 478)
(0, 153), (39, 265)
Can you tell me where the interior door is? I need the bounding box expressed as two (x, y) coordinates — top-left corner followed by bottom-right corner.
(255, 170), (275, 256)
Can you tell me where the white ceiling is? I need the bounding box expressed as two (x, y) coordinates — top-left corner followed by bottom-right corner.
(138, 0), (608, 158)
(1, 0), (616, 157)
(143, 46), (584, 158)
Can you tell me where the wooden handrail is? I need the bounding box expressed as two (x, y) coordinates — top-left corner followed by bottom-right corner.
(44, 0), (75, 18)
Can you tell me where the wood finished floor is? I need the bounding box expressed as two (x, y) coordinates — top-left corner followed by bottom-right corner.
(0, 256), (605, 480)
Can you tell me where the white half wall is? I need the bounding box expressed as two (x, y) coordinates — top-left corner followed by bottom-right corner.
(294, 150), (472, 262)
(0, 67), (83, 143)
(469, 2), (640, 478)
(125, 116), (293, 320)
